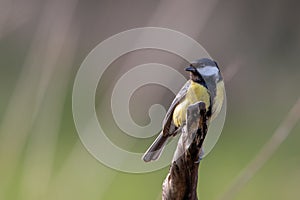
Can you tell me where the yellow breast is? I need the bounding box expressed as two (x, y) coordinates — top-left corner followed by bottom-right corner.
(172, 81), (210, 127)
(210, 81), (225, 121)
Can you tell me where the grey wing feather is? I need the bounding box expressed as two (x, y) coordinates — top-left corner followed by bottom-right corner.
(162, 80), (191, 136)
(142, 80), (190, 162)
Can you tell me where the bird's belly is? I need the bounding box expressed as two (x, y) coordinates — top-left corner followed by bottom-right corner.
(173, 83), (210, 127)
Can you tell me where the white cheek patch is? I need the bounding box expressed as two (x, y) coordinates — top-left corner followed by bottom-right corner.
(197, 66), (219, 76)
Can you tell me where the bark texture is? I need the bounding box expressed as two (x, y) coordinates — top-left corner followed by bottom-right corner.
(162, 102), (208, 200)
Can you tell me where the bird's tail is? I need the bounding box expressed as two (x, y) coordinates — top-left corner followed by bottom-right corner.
(142, 133), (168, 162)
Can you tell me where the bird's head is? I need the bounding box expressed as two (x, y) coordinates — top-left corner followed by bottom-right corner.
(185, 58), (223, 84)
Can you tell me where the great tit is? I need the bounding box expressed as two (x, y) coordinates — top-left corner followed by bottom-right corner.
(142, 58), (225, 162)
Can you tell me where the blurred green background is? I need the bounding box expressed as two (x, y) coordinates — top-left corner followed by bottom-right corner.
(0, 0), (300, 200)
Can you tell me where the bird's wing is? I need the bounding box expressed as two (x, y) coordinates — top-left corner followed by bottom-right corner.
(162, 80), (191, 136)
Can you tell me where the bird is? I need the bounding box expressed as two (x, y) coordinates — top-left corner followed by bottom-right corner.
(142, 58), (225, 162)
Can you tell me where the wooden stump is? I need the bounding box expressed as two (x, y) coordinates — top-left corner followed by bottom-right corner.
(162, 102), (208, 200)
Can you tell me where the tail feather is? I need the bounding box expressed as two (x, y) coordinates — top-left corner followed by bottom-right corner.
(142, 133), (168, 162)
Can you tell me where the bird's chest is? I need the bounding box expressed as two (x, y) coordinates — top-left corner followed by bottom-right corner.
(172, 83), (210, 127)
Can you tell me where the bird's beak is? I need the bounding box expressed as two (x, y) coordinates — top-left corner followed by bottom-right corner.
(185, 65), (196, 72)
